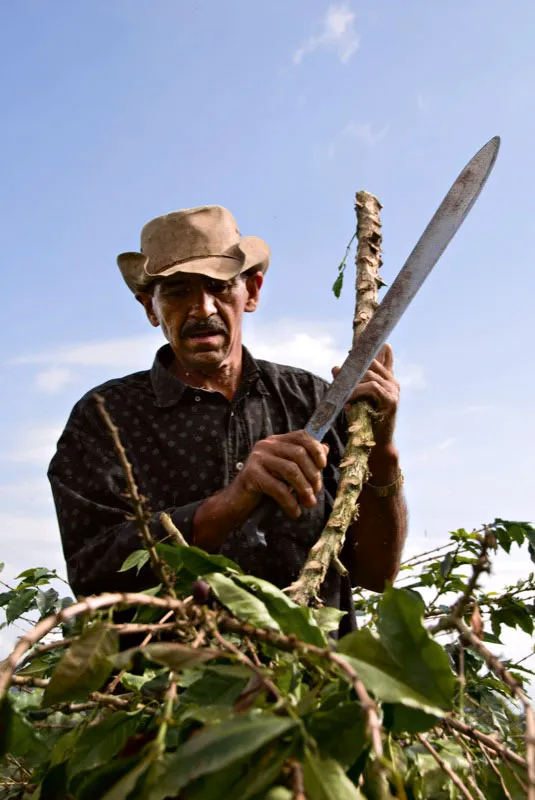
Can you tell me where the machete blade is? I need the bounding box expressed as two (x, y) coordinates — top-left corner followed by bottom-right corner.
(305, 135), (500, 442)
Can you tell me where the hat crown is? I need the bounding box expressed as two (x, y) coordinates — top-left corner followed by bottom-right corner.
(117, 204), (270, 293)
(141, 206), (241, 271)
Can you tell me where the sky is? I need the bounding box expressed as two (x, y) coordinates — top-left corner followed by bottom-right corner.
(1, 1), (534, 659)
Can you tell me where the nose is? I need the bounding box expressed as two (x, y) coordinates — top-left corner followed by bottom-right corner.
(190, 286), (218, 318)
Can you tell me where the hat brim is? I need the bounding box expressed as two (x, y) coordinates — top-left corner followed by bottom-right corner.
(117, 236), (270, 294)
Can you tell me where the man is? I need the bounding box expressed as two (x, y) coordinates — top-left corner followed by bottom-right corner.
(48, 205), (407, 630)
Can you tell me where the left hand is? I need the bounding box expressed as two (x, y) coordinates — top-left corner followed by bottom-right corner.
(332, 343), (400, 447)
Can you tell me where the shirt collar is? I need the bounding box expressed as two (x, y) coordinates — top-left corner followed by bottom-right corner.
(151, 344), (269, 408)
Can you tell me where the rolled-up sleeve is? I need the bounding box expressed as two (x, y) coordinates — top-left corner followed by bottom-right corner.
(48, 421), (202, 598)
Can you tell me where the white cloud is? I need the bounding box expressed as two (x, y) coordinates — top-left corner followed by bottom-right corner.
(12, 334), (160, 369)
(7, 426), (62, 466)
(327, 121), (388, 159)
(12, 322), (425, 392)
(395, 360), (426, 391)
(35, 367), (74, 394)
(293, 5), (359, 65)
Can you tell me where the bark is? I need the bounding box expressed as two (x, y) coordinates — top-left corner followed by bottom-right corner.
(287, 192), (383, 606)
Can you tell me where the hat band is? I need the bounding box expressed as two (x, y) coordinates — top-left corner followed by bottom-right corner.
(147, 253), (242, 275)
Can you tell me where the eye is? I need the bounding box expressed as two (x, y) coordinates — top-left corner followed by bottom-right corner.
(166, 284), (191, 298)
(205, 279), (232, 295)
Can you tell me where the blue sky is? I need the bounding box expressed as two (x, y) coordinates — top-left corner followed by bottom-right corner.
(1, 1), (534, 655)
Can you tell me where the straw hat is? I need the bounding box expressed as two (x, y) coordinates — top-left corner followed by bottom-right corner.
(117, 205), (270, 293)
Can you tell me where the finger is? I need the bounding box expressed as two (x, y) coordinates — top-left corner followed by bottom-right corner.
(380, 343), (394, 371)
(263, 454), (319, 506)
(256, 468), (302, 519)
(364, 358), (399, 385)
(284, 430), (329, 471)
(350, 378), (397, 410)
(265, 442), (323, 493)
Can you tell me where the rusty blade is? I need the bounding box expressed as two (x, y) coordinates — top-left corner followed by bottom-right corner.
(305, 135), (500, 442)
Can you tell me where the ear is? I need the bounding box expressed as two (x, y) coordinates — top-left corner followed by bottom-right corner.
(135, 291), (160, 328)
(244, 271), (263, 313)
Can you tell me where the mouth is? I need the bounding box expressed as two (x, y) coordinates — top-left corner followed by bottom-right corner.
(183, 332), (225, 346)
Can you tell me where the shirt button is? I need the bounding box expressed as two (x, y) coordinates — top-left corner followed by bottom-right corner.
(194, 395), (201, 402)
(236, 461), (244, 471)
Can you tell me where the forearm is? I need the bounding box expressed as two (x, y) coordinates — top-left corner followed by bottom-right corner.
(191, 482), (258, 552)
(343, 443), (408, 592)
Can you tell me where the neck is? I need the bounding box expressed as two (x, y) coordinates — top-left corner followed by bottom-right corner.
(170, 347), (243, 401)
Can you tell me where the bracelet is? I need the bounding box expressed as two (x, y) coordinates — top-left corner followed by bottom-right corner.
(365, 470), (404, 498)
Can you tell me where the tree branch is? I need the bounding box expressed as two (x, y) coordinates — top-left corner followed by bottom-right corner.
(287, 191), (383, 606)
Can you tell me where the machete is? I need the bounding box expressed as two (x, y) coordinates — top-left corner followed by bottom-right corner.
(245, 135), (500, 544)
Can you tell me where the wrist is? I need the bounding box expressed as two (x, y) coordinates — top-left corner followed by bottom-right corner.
(367, 442), (399, 484)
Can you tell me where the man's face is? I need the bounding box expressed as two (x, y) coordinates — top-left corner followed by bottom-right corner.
(137, 270), (263, 373)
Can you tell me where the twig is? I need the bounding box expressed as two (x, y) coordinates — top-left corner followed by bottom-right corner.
(210, 624), (281, 702)
(287, 191), (383, 606)
(10, 675), (133, 711)
(400, 541), (457, 567)
(107, 609), (176, 695)
(287, 758), (306, 800)
(450, 529), (492, 621)
(216, 612), (386, 777)
(480, 743), (513, 800)
(444, 718), (527, 770)
(94, 393), (176, 596)
(154, 672), (178, 755)
(464, 625), (535, 799)
(449, 731), (487, 800)
(17, 637), (73, 668)
(0, 591), (185, 698)
(416, 734), (475, 800)
(160, 512), (189, 547)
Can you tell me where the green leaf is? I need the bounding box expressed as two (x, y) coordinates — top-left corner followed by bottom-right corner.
(36, 587), (59, 617)
(43, 622), (119, 705)
(303, 750), (363, 799)
(111, 642), (221, 672)
(383, 703), (440, 734)
(157, 542), (241, 576)
(376, 586), (455, 709)
(0, 590), (15, 607)
(69, 711), (143, 777)
(118, 548), (150, 574)
(205, 572), (281, 631)
(312, 606), (346, 635)
(235, 574), (327, 646)
(148, 714), (297, 798)
(307, 702), (367, 767)
(180, 670), (249, 707)
(338, 628), (447, 716)
(74, 755), (143, 800)
(439, 551), (454, 578)
(6, 587), (37, 623)
(332, 272), (344, 298)
(16, 566), (56, 584)
(99, 751), (155, 800)
(0, 696), (49, 764)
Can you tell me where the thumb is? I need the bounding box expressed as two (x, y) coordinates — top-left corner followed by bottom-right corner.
(331, 365), (341, 378)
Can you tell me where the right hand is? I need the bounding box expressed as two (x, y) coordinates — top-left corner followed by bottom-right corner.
(233, 431), (329, 520)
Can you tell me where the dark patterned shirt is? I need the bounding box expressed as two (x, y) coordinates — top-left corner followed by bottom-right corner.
(48, 345), (355, 629)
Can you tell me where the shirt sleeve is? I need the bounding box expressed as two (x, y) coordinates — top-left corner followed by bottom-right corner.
(48, 406), (202, 598)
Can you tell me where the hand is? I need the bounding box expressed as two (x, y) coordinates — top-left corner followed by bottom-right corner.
(233, 431), (329, 520)
(332, 343), (400, 447)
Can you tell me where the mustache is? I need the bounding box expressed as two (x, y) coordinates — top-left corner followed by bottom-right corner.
(181, 318), (228, 337)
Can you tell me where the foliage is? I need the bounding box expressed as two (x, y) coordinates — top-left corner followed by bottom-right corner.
(1, 519), (535, 798)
